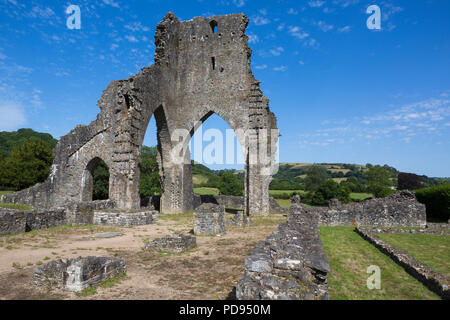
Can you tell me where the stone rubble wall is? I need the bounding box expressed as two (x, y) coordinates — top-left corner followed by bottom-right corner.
(236, 203), (329, 300)
(33, 256), (126, 292)
(145, 233), (197, 253)
(93, 209), (158, 227)
(316, 191), (426, 227)
(356, 228), (449, 300)
(65, 200), (116, 225)
(193, 203), (226, 235)
(0, 207), (66, 236)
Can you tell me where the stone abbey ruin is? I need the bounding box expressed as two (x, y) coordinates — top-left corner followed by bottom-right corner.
(1, 12), (438, 300)
(2, 12), (279, 217)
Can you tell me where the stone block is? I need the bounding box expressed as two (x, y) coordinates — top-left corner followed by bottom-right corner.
(193, 203), (226, 235)
(33, 256), (126, 292)
(145, 233), (196, 253)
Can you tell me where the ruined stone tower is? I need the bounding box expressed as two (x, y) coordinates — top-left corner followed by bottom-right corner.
(2, 13), (279, 216)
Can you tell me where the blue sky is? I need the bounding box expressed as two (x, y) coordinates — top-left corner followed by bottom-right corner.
(0, 0), (449, 177)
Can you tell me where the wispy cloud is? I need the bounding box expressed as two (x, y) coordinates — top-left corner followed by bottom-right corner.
(232, 0), (245, 8)
(299, 95), (450, 147)
(288, 26), (309, 40)
(337, 26), (351, 33)
(273, 66), (287, 72)
(0, 102), (26, 130)
(269, 47), (284, 56)
(309, 0), (326, 8)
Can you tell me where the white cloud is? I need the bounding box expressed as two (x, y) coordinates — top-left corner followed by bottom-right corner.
(255, 64), (267, 70)
(288, 26), (309, 40)
(338, 26), (351, 33)
(125, 35), (139, 43)
(273, 66), (287, 72)
(103, 0), (120, 8)
(0, 102), (26, 131)
(232, 0), (245, 7)
(269, 47), (284, 56)
(287, 8), (298, 15)
(315, 20), (334, 32)
(248, 34), (259, 44)
(252, 15), (270, 26)
(299, 60), (305, 65)
(124, 22), (150, 32)
(308, 0), (325, 8)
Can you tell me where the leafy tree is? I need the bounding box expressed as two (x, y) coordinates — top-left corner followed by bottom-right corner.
(92, 160), (109, 200)
(305, 165), (329, 192)
(0, 128), (57, 159)
(398, 172), (424, 190)
(139, 146), (161, 197)
(218, 171), (243, 196)
(0, 139), (53, 190)
(365, 165), (393, 198)
(304, 179), (351, 205)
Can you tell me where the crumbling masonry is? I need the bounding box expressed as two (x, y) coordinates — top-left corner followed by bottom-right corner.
(2, 13), (279, 216)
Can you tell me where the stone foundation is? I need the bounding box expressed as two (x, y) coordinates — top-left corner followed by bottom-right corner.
(145, 233), (197, 253)
(33, 256), (126, 292)
(228, 210), (252, 227)
(65, 200), (116, 225)
(0, 207), (66, 236)
(193, 203), (226, 235)
(93, 209), (158, 227)
(315, 191), (426, 227)
(235, 203), (329, 300)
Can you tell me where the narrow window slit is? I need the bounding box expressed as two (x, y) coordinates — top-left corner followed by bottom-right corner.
(211, 57), (216, 70)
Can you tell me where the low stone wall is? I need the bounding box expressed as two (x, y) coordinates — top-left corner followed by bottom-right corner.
(65, 200), (116, 225)
(316, 191), (426, 227)
(363, 227), (450, 236)
(33, 256), (126, 292)
(0, 207), (66, 236)
(193, 203), (226, 235)
(236, 203), (329, 300)
(93, 209), (158, 227)
(356, 228), (449, 300)
(145, 233), (196, 253)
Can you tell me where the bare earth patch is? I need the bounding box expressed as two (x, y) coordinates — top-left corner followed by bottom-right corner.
(0, 212), (286, 300)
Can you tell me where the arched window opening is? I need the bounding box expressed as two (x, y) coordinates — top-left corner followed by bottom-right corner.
(140, 109), (163, 200)
(190, 113), (245, 200)
(210, 20), (218, 33)
(81, 157), (109, 201)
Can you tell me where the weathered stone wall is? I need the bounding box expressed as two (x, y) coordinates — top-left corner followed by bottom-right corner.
(145, 233), (196, 253)
(2, 12), (279, 217)
(193, 203), (226, 235)
(33, 256), (126, 292)
(314, 191), (426, 227)
(93, 209), (157, 227)
(236, 203), (329, 300)
(65, 200), (116, 225)
(0, 207), (66, 236)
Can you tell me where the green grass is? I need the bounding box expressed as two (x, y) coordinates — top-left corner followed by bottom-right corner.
(319, 226), (440, 300)
(76, 286), (97, 297)
(275, 199), (291, 208)
(0, 202), (34, 210)
(350, 193), (373, 201)
(0, 191), (13, 197)
(193, 187), (219, 195)
(376, 233), (450, 277)
(269, 190), (306, 197)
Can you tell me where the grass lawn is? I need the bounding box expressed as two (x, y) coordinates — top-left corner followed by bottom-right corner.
(376, 233), (450, 277)
(269, 190), (306, 197)
(319, 226), (440, 300)
(275, 199), (291, 208)
(193, 187), (219, 195)
(350, 193), (373, 201)
(0, 202), (34, 210)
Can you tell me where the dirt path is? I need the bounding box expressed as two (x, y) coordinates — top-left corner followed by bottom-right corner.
(0, 213), (285, 300)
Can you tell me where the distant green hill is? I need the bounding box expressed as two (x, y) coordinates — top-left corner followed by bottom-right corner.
(0, 128), (57, 159)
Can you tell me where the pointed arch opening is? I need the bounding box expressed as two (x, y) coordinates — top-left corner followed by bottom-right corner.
(81, 157), (110, 201)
